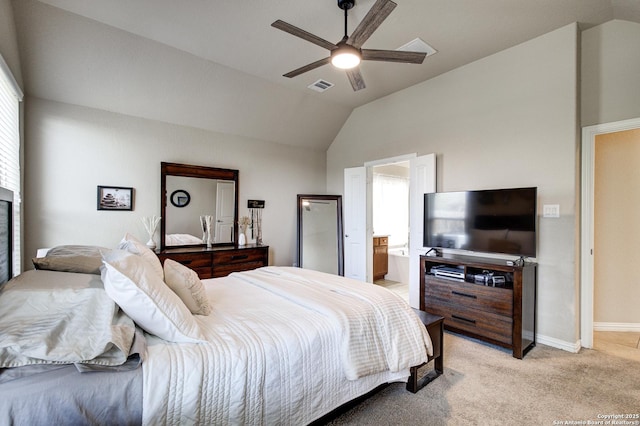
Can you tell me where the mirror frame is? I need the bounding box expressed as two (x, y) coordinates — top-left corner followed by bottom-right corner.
(296, 194), (344, 276)
(160, 162), (239, 251)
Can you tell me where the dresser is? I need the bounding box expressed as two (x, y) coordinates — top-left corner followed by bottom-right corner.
(158, 244), (269, 279)
(373, 235), (388, 281)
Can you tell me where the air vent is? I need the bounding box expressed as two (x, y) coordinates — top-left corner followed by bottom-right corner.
(308, 79), (335, 92)
(397, 38), (437, 57)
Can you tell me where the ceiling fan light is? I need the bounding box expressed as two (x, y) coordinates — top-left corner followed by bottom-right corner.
(331, 46), (361, 69)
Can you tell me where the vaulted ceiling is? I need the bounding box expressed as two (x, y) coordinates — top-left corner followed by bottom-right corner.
(12, 0), (640, 150)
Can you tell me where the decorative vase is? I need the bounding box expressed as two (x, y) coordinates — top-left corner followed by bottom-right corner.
(145, 238), (156, 250)
(141, 215), (161, 251)
(238, 232), (246, 246)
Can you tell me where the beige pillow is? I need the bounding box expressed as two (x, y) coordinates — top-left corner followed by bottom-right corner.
(32, 245), (110, 275)
(163, 259), (212, 315)
(117, 233), (164, 279)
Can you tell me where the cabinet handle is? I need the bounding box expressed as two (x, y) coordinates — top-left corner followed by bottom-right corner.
(452, 314), (476, 324)
(452, 290), (477, 299)
(231, 255), (249, 260)
(180, 260), (193, 265)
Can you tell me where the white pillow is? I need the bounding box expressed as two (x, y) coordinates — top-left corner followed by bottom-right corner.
(117, 233), (164, 279)
(101, 249), (203, 343)
(163, 259), (212, 316)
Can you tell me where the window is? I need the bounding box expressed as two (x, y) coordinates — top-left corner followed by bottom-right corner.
(0, 54), (23, 275)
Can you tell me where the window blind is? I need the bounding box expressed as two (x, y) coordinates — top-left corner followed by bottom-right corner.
(0, 54), (23, 275)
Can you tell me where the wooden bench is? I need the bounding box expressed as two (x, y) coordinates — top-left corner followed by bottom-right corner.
(406, 309), (444, 393)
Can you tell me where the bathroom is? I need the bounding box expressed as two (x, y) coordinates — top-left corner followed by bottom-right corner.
(372, 161), (410, 296)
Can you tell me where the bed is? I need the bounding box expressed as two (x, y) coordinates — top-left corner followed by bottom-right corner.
(0, 233), (432, 425)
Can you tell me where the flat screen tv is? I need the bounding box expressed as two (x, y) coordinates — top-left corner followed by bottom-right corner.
(423, 187), (537, 258)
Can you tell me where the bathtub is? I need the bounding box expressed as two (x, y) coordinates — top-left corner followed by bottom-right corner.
(386, 247), (410, 284)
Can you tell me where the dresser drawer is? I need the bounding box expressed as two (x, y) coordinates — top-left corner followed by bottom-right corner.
(159, 252), (212, 279)
(425, 277), (512, 317)
(212, 248), (267, 265)
(426, 300), (513, 346)
(212, 247), (268, 278)
(162, 252), (211, 268)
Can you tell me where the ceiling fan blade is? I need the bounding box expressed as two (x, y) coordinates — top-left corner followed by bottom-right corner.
(362, 49), (426, 64)
(347, 0), (397, 49)
(283, 57), (331, 78)
(345, 68), (366, 91)
(271, 20), (337, 51)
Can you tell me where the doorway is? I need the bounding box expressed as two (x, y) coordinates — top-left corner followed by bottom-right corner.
(581, 117), (640, 349)
(344, 153), (436, 309)
(372, 161), (410, 301)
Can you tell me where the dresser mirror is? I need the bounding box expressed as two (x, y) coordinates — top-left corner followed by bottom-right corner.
(160, 162), (239, 250)
(296, 194), (344, 276)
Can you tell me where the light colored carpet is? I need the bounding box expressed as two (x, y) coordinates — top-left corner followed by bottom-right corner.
(327, 332), (640, 425)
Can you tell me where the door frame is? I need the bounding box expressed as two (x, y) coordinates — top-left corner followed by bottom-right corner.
(581, 117), (640, 348)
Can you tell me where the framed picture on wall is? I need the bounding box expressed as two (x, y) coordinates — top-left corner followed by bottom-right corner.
(97, 185), (134, 211)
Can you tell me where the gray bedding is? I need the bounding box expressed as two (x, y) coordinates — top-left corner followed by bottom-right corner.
(0, 364), (142, 425)
(0, 269), (146, 425)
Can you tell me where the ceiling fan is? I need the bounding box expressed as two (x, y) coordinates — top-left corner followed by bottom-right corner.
(272, 0), (426, 91)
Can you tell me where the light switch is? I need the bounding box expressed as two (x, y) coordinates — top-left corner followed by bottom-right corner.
(543, 204), (560, 218)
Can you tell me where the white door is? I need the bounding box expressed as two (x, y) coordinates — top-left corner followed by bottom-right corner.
(409, 154), (436, 308)
(215, 181), (235, 243)
(343, 167), (368, 281)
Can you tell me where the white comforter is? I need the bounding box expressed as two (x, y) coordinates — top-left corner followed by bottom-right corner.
(142, 267), (432, 425)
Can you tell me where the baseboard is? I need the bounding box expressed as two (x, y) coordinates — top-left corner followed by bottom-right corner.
(594, 322), (640, 332)
(536, 334), (581, 353)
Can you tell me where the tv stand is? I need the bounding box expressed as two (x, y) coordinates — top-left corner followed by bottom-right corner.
(420, 254), (537, 359)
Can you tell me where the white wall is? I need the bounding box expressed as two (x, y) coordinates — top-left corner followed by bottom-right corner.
(23, 98), (327, 268)
(0, 0), (22, 86)
(582, 20), (640, 126)
(327, 24), (580, 346)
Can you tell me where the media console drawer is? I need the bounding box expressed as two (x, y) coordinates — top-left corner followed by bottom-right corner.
(425, 301), (513, 346)
(425, 277), (512, 317)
